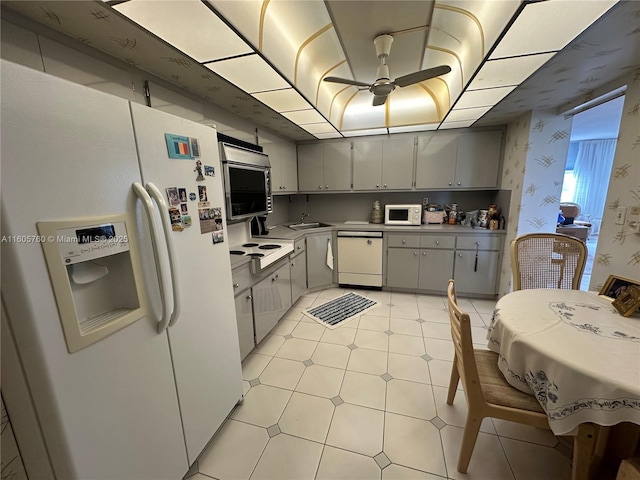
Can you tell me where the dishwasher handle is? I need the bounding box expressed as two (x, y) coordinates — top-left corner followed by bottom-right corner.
(337, 231), (383, 238)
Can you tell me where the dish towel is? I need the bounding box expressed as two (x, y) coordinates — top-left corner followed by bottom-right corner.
(326, 238), (334, 270)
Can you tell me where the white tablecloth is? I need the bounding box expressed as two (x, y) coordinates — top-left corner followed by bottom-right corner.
(487, 289), (640, 435)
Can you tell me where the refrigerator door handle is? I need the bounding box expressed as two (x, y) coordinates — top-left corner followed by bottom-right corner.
(133, 182), (172, 333)
(146, 182), (181, 328)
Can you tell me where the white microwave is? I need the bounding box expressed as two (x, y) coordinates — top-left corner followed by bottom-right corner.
(385, 204), (422, 225)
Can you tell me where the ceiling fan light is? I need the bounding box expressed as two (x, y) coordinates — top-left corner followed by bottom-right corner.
(373, 34), (394, 59)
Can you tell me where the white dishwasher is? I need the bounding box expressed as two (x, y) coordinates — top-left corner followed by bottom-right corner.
(337, 231), (383, 287)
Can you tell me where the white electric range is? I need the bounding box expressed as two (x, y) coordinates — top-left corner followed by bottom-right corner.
(229, 238), (294, 272)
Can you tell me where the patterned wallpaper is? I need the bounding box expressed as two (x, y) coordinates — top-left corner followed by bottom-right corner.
(497, 109), (573, 296)
(498, 112), (530, 295)
(590, 70), (640, 291)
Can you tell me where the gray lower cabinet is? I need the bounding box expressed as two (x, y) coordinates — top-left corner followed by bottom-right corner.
(386, 232), (500, 296)
(453, 235), (501, 296)
(306, 232), (333, 290)
(234, 290), (255, 361)
(290, 251), (307, 305)
(253, 261), (292, 344)
(418, 249), (455, 291)
(386, 248), (420, 289)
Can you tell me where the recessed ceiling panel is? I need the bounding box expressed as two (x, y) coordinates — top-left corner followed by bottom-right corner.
(467, 53), (555, 90)
(489, 0), (617, 59)
(314, 132), (344, 139)
(340, 91), (386, 131)
(389, 124), (438, 133)
(261, 1), (333, 81)
(205, 54), (289, 93)
(252, 88), (311, 112)
(114, 0), (252, 62)
(387, 85), (441, 126)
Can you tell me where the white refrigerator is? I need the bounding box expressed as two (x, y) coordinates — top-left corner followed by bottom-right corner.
(0, 60), (243, 479)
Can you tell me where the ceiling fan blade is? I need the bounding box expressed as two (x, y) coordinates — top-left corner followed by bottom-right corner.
(372, 95), (388, 107)
(323, 76), (371, 88)
(394, 65), (452, 87)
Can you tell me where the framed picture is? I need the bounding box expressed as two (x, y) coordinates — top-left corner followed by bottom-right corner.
(599, 275), (640, 299)
(612, 285), (640, 317)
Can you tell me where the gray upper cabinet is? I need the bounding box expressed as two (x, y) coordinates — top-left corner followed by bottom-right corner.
(415, 132), (458, 188)
(454, 130), (503, 189)
(353, 138), (383, 190)
(382, 137), (414, 189)
(265, 141), (298, 193)
(298, 142), (350, 192)
(416, 130), (502, 189)
(353, 136), (414, 190)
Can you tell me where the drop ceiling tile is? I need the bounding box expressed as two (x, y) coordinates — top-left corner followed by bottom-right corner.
(439, 119), (476, 129)
(388, 124), (438, 134)
(489, 0), (617, 59)
(206, 54), (289, 94)
(467, 53), (556, 91)
(455, 86), (517, 109)
(114, 0), (252, 63)
(446, 105), (493, 122)
(300, 122), (339, 135)
(252, 89), (311, 112)
(281, 109), (327, 125)
(343, 128), (389, 137)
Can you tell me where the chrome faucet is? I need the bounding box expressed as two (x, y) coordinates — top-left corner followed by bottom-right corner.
(300, 212), (309, 224)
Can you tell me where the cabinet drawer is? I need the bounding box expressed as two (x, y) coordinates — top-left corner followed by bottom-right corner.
(294, 237), (306, 255)
(387, 234), (420, 248)
(420, 235), (455, 249)
(456, 235), (501, 251)
(232, 264), (251, 295)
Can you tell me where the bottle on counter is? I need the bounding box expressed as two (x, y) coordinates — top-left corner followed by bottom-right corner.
(478, 209), (489, 228)
(448, 204), (458, 225)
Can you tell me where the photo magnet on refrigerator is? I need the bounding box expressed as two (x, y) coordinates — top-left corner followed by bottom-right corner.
(164, 133), (193, 160)
(194, 159), (205, 181)
(189, 192), (197, 201)
(178, 188), (187, 203)
(168, 207), (184, 231)
(204, 165), (215, 177)
(166, 187), (180, 206)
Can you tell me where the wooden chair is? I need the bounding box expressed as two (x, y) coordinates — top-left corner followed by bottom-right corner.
(510, 232), (587, 290)
(446, 279), (551, 473)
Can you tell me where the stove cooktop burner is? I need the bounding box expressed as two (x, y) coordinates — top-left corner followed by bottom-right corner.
(242, 243), (259, 247)
(247, 253), (265, 257)
(230, 250), (245, 255)
(258, 244), (281, 250)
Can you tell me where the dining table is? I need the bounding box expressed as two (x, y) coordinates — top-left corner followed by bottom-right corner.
(487, 288), (640, 479)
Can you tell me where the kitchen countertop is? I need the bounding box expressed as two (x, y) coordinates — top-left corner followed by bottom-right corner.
(231, 221), (506, 269)
(256, 221), (507, 241)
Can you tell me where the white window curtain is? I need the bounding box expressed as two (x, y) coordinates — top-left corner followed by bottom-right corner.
(571, 139), (617, 220)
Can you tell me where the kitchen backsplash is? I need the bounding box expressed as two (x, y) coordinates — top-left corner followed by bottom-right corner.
(268, 191), (511, 226)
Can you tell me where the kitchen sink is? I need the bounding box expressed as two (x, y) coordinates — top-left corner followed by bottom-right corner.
(288, 222), (332, 230)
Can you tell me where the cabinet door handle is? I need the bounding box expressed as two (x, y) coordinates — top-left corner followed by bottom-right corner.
(422, 251), (426, 256)
(414, 251), (418, 256)
(319, 185), (323, 189)
(297, 245), (301, 250)
(459, 253), (463, 257)
(367, 239), (372, 245)
(326, 185), (329, 189)
(233, 283), (239, 288)
(246, 295), (252, 300)
(376, 184), (380, 188)
(291, 260), (296, 266)
(457, 182), (461, 186)
(435, 241), (439, 245)
(383, 184), (387, 188)
(402, 239), (406, 244)
(449, 182), (452, 186)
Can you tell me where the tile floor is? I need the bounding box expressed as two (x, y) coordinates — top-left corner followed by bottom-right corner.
(188, 288), (573, 480)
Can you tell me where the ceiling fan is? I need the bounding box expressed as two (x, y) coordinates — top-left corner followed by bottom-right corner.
(323, 34), (451, 106)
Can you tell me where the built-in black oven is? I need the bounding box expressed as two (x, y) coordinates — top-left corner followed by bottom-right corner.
(220, 143), (272, 221)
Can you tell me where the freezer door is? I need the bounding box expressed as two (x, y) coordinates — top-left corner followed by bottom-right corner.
(129, 102), (243, 464)
(0, 60), (188, 479)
